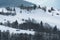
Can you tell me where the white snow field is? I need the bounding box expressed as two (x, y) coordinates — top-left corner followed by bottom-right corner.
(0, 7), (60, 29)
(0, 25), (35, 35)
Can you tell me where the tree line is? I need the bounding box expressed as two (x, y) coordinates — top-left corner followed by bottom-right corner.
(0, 18), (59, 33)
(0, 30), (60, 40)
(0, 18), (60, 40)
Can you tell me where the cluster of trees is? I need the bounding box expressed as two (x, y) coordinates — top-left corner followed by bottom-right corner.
(19, 4), (37, 10)
(0, 12), (16, 16)
(0, 7), (16, 16)
(0, 18), (60, 40)
(41, 6), (46, 12)
(6, 7), (16, 11)
(0, 30), (44, 40)
(0, 30), (32, 40)
(19, 4), (46, 12)
(0, 18), (59, 33)
(0, 30), (60, 40)
(0, 30), (10, 40)
(48, 7), (60, 16)
(48, 7), (55, 13)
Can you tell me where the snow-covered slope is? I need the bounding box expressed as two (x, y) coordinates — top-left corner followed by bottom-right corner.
(0, 0), (34, 7)
(0, 25), (35, 35)
(25, 0), (60, 9)
(0, 7), (60, 29)
(25, 0), (47, 5)
(0, 0), (60, 9)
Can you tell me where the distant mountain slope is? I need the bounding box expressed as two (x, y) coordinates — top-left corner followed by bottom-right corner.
(0, 0), (60, 9)
(0, 0), (35, 7)
(25, 0), (60, 9)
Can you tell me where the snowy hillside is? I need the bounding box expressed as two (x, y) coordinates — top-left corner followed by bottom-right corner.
(0, 0), (34, 7)
(0, 0), (60, 9)
(0, 0), (60, 40)
(25, 0), (60, 9)
(0, 25), (35, 35)
(0, 7), (60, 29)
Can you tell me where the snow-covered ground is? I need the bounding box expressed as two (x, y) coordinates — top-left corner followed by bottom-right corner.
(0, 7), (60, 29)
(0, 25), (35, 35)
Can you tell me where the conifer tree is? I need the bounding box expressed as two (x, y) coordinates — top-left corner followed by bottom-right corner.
(33, 4), (37, 9)
(53, 25), (57, 33)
